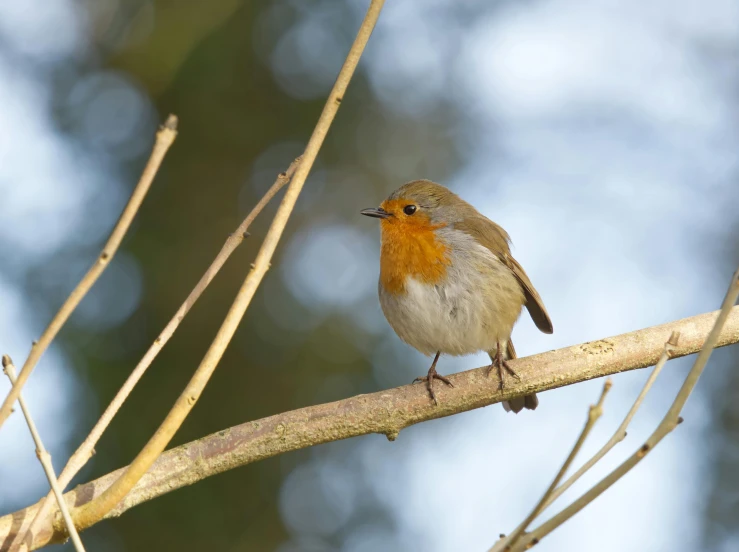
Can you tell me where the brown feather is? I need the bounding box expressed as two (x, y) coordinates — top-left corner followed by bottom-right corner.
(502, 254), (553, 334)
(501, 339), (538, 413)
(455, 214), (553, 335)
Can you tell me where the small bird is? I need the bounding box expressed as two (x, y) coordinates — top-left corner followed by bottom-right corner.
(361, 180), (553, 413)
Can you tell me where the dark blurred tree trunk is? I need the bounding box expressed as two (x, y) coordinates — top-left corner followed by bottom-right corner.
(703, 213), (739, 551)
(45, 1), (463, 550)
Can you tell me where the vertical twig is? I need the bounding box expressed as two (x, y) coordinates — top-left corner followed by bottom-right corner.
(1, 356), (85, 552)
(540, 331), (681, 510)
(492, 331), (681, 552)
(495, 379), (612, 551)
(20, 156), (302, 549)
(0, 116), (179, 431)
(510, 268), (739, 551)
(65, 0), (386, 534)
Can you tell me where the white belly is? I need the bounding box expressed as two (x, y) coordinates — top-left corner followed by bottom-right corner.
(378, 233), (524, 356)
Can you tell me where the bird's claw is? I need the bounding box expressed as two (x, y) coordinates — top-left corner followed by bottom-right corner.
(487, 346), (521, 391)
(414, 372), (454, 405)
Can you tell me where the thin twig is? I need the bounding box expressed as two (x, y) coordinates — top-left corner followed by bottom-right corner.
(493, 331), (681, 552)
(541, 331), (680, 510)
(0, 115), (179, 431)
(1, 356), (85, 552)
(64, 0), (386, 534)
(495, 379), (612, 551)
(511, 268), (739, 550)
(3, 305), (738, 551)
(19, 156), (303, 550)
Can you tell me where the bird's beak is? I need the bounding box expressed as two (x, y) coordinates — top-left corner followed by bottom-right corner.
(360, 207), (392, 219)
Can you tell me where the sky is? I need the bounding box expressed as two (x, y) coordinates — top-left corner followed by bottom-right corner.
(1, 1), (738, 551)
(0, 0), (152, 512)
(276, 1), (739, 551)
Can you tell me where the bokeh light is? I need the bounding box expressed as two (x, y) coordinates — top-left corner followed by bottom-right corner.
(1, 1), (738, 551)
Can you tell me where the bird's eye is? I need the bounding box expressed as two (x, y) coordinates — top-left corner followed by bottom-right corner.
(403, 205), (417, 215)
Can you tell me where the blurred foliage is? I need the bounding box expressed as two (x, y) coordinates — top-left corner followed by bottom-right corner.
(39, 0), (461, 550)
(8, 0), (739, 550)
(703, 216), (739, 552)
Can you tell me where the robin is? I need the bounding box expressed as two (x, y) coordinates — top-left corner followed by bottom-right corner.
(361, 180), (553, 413)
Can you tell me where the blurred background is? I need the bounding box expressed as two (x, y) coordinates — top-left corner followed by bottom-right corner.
(1, 0), (738, 550)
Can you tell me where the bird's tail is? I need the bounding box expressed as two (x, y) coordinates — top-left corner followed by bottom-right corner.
(497, 340), (538, 414)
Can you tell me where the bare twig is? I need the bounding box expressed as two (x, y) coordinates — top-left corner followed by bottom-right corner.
(2, 305), (738, 550)
(19, 156), (303, 551)
(492, 330), (681, 551)
(64, 0), (386, 534)
(0, 115), (179, 431)
(1, 356), (85, 552)
(496, 379), (612, 551)
(545, 331), (680, 508)
(510, 268), (739, 551)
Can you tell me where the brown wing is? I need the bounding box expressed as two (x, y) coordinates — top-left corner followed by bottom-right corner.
(502, 253), (553, 334)
(455, 213), (554, 335)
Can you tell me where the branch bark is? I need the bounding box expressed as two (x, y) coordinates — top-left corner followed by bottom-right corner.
(2, 305), (738, 551)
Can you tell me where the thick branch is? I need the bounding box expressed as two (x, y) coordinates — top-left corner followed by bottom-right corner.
(2, 306), (738, 550)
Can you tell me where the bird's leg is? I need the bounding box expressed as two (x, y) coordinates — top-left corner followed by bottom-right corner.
(413, 351), (453, 405)
(487, 340), (521, 391)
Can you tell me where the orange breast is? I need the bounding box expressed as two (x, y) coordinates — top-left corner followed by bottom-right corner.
(379, 219), (451, 295)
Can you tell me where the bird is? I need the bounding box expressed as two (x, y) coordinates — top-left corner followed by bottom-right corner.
(360, 180), (553, 413)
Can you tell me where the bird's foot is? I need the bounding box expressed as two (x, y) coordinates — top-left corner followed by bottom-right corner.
(486, 345), (521, 391)
(413, 368), (454, 405)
